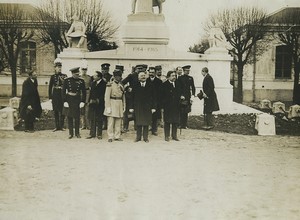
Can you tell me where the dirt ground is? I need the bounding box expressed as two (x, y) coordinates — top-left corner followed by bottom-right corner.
(0, 127), (299, 220)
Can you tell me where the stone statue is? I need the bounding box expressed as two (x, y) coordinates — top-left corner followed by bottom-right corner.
(132, 0), (166, 14)
(66, 15), (87, 48)
(208, 22), (227, 48)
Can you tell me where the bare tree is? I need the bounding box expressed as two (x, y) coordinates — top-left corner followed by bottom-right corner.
(272, 9), (300, 104)
(37, 0), (119, 54)
(0, 4), (34, 97)
(204, 7), (269, 103)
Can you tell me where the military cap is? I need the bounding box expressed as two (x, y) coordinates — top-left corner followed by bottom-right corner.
(182, 65), (191, 70)
(155, 65), (162, 70)
(70, 67), (80, 74)
(101, 63), (110, 70)
(54, 57), (62, 67)
(113, 69), (122, 77)
(142, 64), (148, 70)
(135, 64), (145, 69)
(148, 67), (156, 71)
(115, 65), (124, 72)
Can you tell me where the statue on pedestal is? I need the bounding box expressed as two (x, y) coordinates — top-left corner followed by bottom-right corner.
(66, 15), (87, 48)
(132, 0), (166, 14)
(208, 22), (227, 48)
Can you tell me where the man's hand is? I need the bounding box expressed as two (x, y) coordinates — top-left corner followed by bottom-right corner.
(64, 102), (69, 108)
(203, 93), (208, 99)
(129, 109), (134, 113)
(151, 109), (156, 113)
(27, 105), (32, 110)
(79, 102), (85, 108)
(106, 107), (112, 114)
(180, 96), (185, 100)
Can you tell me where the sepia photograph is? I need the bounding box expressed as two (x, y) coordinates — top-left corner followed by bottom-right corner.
(0, 0), (300, 219)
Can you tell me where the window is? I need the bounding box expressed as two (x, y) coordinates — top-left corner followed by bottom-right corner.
(275, 45), (292, 79)
(20, 41), (36, 74)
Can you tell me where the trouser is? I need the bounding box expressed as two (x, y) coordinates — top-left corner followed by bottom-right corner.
(164, 122), (178, 139)
(81, 104), (90, 129)
(54, 110), (65, 129)
(24, 112), (35, 131)
(180, 112), (188, 128)
(123, 109), (129, 130)
(107, 117), (122, 139)
(90, 115), (103, 137)
(68, 116), (80, 136)
(136, 125), (149, 141)
(151, 111), (159, 133)
(103, 116), (108, 129)
(206, 112), (214, 126)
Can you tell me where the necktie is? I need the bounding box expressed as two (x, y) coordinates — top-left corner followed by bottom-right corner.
(173, 82), (175, 88)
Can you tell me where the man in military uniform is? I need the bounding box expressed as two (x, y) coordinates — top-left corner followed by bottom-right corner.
(48, 58), (68, 131)
(62, 67), (86, 138)
(177, 65), (196, 129)
(80, 64), (92, 129)
(101, 63), (112, 130)
(104, 69), (125, 142)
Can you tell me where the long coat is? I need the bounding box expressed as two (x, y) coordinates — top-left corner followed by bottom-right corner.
(88, 79), (106, 120)
(19, 77), (42, 120)
(147, 76), (162, 109)
(48, 72), (67, 111)
(203, 73), (220, 113)
(161, 80), (182, 124)
(131, 81), (156, 126)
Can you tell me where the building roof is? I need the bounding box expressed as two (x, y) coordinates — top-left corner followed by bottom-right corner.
(267, 7), (300, 24)
(0, 3), (38, 20)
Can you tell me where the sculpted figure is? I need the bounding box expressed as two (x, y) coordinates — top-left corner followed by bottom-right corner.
(66, 15), (87, 48)
(132, 0), (166, 14)
(208, 22), (227, 48)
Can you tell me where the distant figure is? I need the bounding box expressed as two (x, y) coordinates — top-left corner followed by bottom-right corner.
(66, 15), (86, 48)
(208, 22), (227, 48)
(131, 0), (166, 14)
(19, 71), (42, 132)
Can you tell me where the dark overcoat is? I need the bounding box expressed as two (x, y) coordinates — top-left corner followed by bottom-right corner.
(48, 72), (67, 111)
(88, 79), (106, 119)
(161, 80), (182, 124)
(131, 81), (156, 126)
(177, 74), (195, 100)
(202, 74), (220, 113)
(19, 77), (42, 119)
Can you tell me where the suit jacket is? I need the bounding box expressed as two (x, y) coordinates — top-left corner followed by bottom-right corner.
(19, 77), (42, 119)
(203, 74), (220, 113)
(147, 76), (162, 109)
(88, 79), (106, 116)
(177, 74), (195, 100)
(161, 80), (183, 124)
(131, 81), (156, 126)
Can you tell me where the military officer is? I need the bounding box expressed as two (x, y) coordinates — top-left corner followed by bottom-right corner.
(80, 64), (92, 129)
(48, 58), (68, 131)
(101, 63), (112, 130)
(104, 69), (126, 142)
(62, 67), (86, 138)
(177, 65), (196, 129)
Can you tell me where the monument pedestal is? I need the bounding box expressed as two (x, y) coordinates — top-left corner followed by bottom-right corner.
(0, 107), (18, 130)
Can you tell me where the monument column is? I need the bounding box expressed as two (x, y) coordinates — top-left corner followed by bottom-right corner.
(136, 0), (152, 13)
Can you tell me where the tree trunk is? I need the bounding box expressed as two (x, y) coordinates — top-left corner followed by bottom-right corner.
(236, 62), (244, 103)
(11, 65), (17, 97)
(293, 58), (300, 104)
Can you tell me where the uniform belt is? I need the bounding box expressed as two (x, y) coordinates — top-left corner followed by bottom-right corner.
(67, 92), (79, 96)
(110, 97), (122, 100)
(54, 86), (62, 89)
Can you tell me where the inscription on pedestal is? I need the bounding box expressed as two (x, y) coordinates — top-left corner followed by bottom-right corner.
(132, 46), (159, 52)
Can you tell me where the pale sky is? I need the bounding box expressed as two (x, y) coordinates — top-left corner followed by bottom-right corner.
(2, 0), (300, 51)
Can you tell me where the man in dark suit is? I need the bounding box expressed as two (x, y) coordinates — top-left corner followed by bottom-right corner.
(147, 66), (162, 135)
(19, 71), (42, 132)
(86, 71), (106, 139)
(161, 71), (184, 141)
(201, 67), (220, 129)
(101, 63), (112, 130)
(177, 65), (196, 129)
(129, 71), (156, 142)
(62, 67), (86, 138)
(48, 58), (68, 131)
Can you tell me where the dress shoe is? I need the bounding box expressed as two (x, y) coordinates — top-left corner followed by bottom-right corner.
(76, 135), (81, 138)
(97, 136), (102, 140)
(24, 130), (29, 132)
(172, 137), (180, 141)
(81, 127), (87, 130)
(61, 128), (65, 131)
(53, 128), (59, 132)
(114, 138), (123, 141)
(108, 139), (113, 142)
(134, 139), (141, 142)
(86, 136), (95, 139)
(144, 139), (149, 143)
(165, 137), (170, 142)
(152, 132), (158, 136)
(68, 135), (73, 139)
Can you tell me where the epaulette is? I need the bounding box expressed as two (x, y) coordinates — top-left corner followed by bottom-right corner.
(106, 82), (112, 87)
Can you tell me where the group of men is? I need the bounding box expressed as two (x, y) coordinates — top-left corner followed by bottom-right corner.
(19, 58), (219, 142)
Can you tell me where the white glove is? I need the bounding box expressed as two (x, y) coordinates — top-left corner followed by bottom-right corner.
(49, 99), (52, 103)
(129, 109), (134, 113)
(27, 105), (32, 110)
(64, 102), (69, 108)
(106, 107), (112, 114)
(151, 109), (156, 113)
(79, 102), (85, 108)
